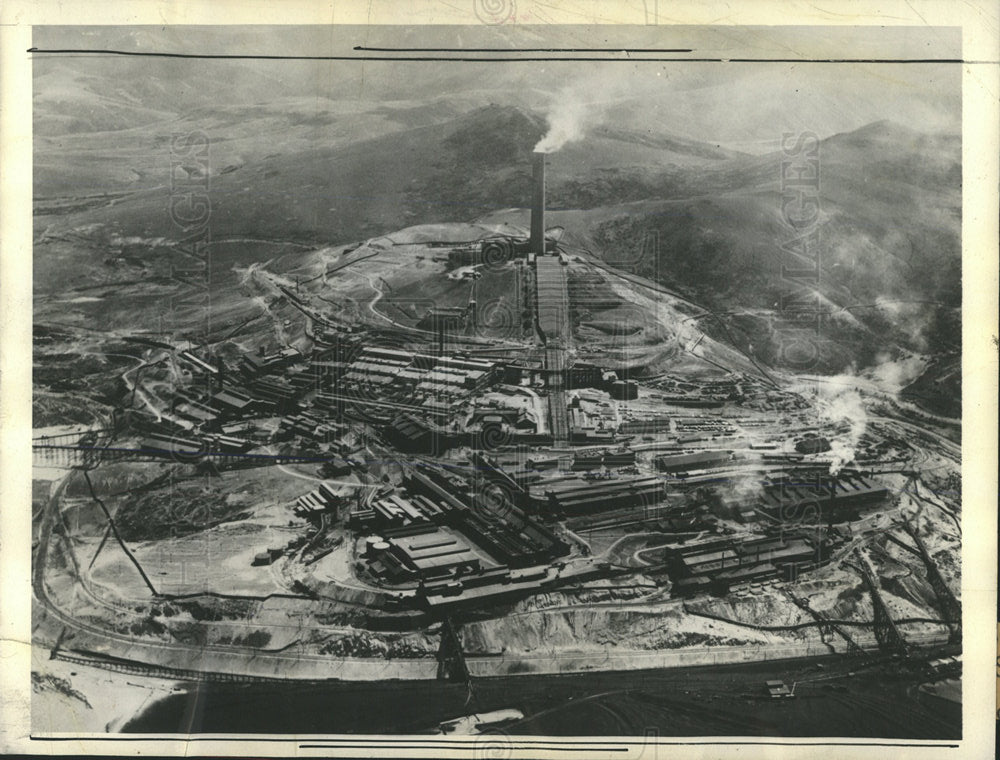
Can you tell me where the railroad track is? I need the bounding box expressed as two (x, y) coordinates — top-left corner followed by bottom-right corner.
(51, 650), (292, 684)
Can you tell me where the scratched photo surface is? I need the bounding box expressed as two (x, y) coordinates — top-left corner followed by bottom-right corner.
(30, 24), (963, 739)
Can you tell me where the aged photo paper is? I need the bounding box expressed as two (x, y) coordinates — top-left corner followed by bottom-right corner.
(1, 0), (997, 757)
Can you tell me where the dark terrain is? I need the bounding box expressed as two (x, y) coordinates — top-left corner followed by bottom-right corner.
(124, 652), (960, 738)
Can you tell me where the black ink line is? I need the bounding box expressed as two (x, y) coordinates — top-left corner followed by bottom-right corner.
(301, 742), (960, 748)
(32, 736), (296, 741)
(31, 736), (962, 746)
(25, 48), (976, 63)
(299, 745), (626, 751)
(353, 46), (694, 52)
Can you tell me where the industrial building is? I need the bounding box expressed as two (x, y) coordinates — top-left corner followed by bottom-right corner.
(534, 257), (570, 345)
(349, 456), (570, 576)
(469, 406), (539, 432)
(295, 480), (348, 515)
(655, 450), (734, 473)
(369, 493), (439, 527)
(340, 347), (499, 401)
(607, 379), (639, 400)
(754, 471), (890, 521)
(277, 412), (348, 444)
(618, 416), (673, 434)
(603, 448), (637, 468)
(654, 394), (725, 408)
(532, 475), (666, 514)
(209, 387), (256, 417)
(795, 435), (832, 454)
(240, 347), (303, 378)
(385, 413), (456, 454)
(171, 392), (220, 426)
(366, 524), (484, 582)
(662, 533), (829, 595)
(571, 452), (603, 471)
(249, 375), (301, 413)
(459, 509), (567, 568)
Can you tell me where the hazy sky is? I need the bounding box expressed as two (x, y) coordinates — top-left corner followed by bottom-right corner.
(33, 25), (961, 150)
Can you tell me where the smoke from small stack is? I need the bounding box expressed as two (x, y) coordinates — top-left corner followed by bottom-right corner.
(785, 372), (871, 475)
(530, 151), (546, 255)
(821, 384), (868, 475)
(534, 100), (587, 154)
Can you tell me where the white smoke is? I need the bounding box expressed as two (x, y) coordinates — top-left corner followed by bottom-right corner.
(534, 97), (589, 153)
(867, 350), (926, 393)
(786, 371), (871, 475)
(532, 73), (635, 154)
(728, 468), (766, 503)
(873, 297), (936, 352)
(821, 385), (868, 475)
(827, 440), (856, 476)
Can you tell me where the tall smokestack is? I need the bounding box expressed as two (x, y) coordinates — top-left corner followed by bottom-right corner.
(530, 151), (546, 255)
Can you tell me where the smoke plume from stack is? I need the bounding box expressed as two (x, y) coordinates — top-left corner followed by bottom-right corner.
(532, 71), (641, 153)
(534, 98), (588, 154)
(786, 373), (870, 475)
(822, 384), (868, 475)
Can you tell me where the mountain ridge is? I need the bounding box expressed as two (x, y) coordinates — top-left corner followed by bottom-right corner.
(33, 98), (959, 376)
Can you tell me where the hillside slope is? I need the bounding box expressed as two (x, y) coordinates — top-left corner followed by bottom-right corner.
(34, 83), (959, 378)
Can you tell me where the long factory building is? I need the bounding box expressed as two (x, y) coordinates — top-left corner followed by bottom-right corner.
(531, 475), (667, 514)
(661, 533), (833, 595)
(754, 471), (889, 520)
(352, 463), (569, 587)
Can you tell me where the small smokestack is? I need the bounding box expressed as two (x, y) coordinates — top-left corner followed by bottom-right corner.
(530, 151), (546, 255)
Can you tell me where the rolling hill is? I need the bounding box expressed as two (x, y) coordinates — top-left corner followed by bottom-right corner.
(33, 62), (960, 379)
